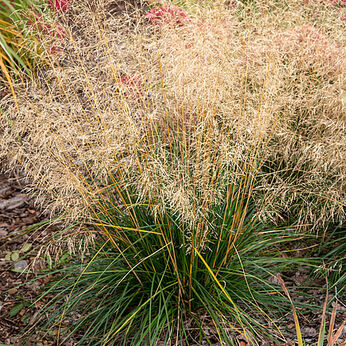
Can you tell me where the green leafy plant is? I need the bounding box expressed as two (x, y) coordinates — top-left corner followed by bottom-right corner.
(0, 0), (62, 86)
(0, 1), (40, 81)
(33, 173), (318, 345)
(317, 225), (345, 291)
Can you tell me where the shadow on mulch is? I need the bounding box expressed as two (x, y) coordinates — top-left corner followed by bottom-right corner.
(0, 172), (68, 345)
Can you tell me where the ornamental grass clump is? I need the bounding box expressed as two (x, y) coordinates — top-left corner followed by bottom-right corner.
(0, 0), (344, 343)
(37, 183), (314, 344)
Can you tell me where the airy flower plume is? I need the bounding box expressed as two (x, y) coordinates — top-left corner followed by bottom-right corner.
(0, 0), (344, 232)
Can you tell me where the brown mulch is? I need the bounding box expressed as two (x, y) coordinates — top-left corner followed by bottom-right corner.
(0, 172), (65, 345)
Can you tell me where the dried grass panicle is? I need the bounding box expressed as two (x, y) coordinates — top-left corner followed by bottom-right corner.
(0, 0), (344, 234)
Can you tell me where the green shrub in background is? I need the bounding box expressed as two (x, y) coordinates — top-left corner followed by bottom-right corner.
(0, 0), (63, 86)
(0, 1), (39, 82)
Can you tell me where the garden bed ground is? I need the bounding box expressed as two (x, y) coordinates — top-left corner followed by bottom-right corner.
(0, 171), (77, 345)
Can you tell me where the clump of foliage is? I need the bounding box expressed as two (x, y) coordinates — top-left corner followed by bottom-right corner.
(0, 0), (37, 91)
(37, 176), (316, 344)
(0, 0), (68, 85)
(0, 0), (344, 343)
(0, 0), (44, 81)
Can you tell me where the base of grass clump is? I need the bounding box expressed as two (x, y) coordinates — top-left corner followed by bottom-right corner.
(31, 182), (318, 345)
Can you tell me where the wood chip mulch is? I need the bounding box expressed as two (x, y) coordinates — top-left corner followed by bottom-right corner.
(0, 172), (65, 345)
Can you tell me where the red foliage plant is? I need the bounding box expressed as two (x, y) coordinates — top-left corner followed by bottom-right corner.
(28, 13), (65, 39)
(48, 0), (70, 12)
(27, 12), (65, 56)
(119, 74), (143, 99)
(146, 6), (188, 27)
